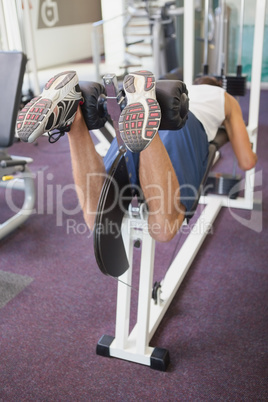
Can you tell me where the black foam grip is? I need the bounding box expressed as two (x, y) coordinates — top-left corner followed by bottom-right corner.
(156, 80), (189, 131)
(80, 79), (189, 132)
(79, 81), (108, 130)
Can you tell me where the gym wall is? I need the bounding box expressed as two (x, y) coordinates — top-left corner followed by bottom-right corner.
(31, 0), (102, 69)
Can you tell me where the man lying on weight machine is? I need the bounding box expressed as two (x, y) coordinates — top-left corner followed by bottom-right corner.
(16, 70), (257, 242)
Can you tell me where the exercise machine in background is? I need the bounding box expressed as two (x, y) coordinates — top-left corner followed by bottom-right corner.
(0, 51), (35, 240)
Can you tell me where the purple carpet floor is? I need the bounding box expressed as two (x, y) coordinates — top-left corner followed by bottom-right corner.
(0, 90), (267, 401)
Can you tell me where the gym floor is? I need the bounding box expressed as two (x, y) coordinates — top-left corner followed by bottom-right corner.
(0, 78), (267, 400)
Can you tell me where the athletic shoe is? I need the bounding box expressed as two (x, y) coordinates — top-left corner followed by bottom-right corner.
(119, 70), (161, 152)
(16, 71), (83, 143)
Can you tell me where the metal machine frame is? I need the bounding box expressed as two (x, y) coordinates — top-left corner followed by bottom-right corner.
(0, 155), (35, 240)
(96, 0), (266, 370)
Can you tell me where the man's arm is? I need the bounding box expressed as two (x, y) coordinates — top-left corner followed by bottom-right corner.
(223, 92), (257, 171)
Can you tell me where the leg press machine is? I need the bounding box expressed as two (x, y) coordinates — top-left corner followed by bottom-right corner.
(94, 0), (266, 371)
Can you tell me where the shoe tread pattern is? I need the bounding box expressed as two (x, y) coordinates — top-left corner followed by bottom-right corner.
(16, 72), (81, 143)
(16, 97), (51, 142)
(119, 99), (161, 152)
(119, 70), (161, 152)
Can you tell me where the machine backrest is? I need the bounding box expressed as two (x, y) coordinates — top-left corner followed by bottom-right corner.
(0, 51), (27, 148)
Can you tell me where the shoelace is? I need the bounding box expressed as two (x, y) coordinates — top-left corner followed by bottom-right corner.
(48, 125), (71, 143)
(47, 98), (84, 143)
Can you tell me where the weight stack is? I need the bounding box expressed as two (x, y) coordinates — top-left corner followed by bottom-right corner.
(225, 74), (247, 97)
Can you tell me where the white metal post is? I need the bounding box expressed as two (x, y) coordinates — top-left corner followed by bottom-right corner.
(204, 0), (209, 67)
(237, 0), (245, 67)
(0, 0), (9, 49)
(183, 0), (195, 87)
(148, 198), (222, 341)
(22, 0), (40, 95)
(135, 229), (155, 355)
(248, 0), (266, 132)
(244, 0), (266, 207)
(152, 16), (162, 79)
(92, 22), (101, 82)
(2, 0), (22, 50)
(113, 217), (134, 349)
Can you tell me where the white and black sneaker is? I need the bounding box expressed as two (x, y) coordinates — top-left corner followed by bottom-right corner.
(119, 70), (161, 152)
(16, 71), (83, 143)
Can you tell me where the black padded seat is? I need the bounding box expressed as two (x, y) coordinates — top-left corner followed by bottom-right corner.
(210, 126), (230, 150)
(93, 149), (132, 277)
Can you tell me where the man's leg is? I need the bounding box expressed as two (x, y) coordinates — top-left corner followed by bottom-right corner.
(68, 116), (186, 241)
(67, 106), (106, 230)
(16, 71), (107, 231)
(139, 133), (186, 243)
(119, 70), (186, 243)
(16, 69), (187, 240)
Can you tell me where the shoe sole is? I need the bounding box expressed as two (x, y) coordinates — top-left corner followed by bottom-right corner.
(119, 70), (161, 152)
(16, 71), (80, 143)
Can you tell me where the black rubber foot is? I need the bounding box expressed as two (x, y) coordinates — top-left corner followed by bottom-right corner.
(150, 347), (170, 371)
(96, 335), (115, 357)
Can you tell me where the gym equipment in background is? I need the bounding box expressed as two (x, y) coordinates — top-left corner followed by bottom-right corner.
(0, 51), (35, 240)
